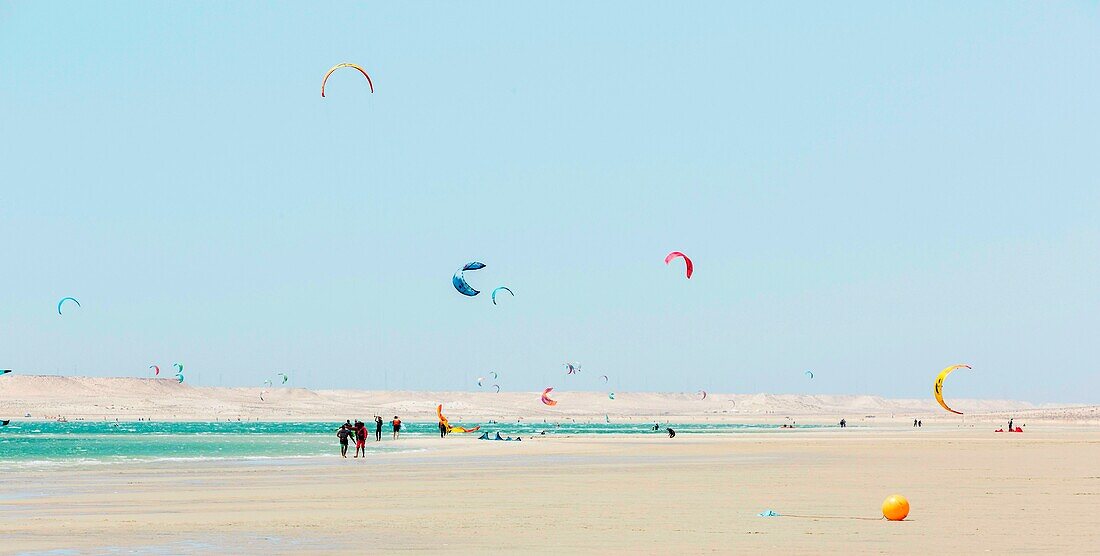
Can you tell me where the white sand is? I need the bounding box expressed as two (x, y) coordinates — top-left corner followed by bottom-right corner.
(3, 430), (1099, 554)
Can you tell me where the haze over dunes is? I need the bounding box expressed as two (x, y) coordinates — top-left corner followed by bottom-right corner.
(2, 375), (1094, 423)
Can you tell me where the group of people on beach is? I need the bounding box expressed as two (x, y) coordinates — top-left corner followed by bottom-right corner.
(336, 415), (402, 458)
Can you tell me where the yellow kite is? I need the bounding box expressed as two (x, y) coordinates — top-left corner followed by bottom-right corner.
(933, 364), (971, 415)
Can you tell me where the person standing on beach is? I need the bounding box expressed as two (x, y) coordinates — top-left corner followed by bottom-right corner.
(392, 416), (402, 439)
(354, 420), (368, 458)
(374, 415), (383, 441)
(336, 423), (352, 458)
(1008, 418), (1013, 431)
(438, 420), (447, 438)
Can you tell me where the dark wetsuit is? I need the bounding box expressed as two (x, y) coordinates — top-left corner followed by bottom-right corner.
(667, 428), (676, 438)
(375, 417), (383, 441)
(337, 427), (351, 456)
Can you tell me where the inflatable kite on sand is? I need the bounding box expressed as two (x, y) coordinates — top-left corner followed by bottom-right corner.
(664, 252), (693, 279)
(321, 63), (374, 97)
(541, 387), (558, 406)
(437, 404), (480, 433)
(934, 364), (971, 415)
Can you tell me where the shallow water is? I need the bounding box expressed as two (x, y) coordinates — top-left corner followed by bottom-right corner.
(0, 420), (826, 465)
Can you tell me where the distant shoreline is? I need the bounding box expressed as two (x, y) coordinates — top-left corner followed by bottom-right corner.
(2, 374), (1097, 424)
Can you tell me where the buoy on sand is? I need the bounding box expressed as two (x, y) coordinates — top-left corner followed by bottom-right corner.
(882, 494), (910, 521)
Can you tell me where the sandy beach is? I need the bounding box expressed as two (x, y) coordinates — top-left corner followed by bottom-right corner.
(3, 426), (1099, 554)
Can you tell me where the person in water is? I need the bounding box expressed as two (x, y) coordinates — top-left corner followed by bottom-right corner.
(374, 415), (383, 441)
(336, 423), (352, 458)
(653, 423), (660, 431)
(354, 420), (368, 458)
(392, 416), (402, 439)
(666, 427), (676, 438)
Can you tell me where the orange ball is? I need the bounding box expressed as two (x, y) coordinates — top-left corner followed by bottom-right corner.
(882, 494), (910, 521)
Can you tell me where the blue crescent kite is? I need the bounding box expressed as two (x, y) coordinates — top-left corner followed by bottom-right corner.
(57, 297), (81, 315)
(491, 286), (514, 305)
(805, 370), (814, 379)
(452, 262), (486, 296)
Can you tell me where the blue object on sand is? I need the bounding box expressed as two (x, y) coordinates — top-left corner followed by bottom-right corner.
(757, 510), (780, 517)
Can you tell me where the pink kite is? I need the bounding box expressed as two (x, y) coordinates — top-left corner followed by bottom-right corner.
(665, 251), (693, 279)
(541, 387), (558, 406)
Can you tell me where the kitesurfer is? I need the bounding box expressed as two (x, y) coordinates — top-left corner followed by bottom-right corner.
(839, 419), (846, 428)
(1008, 418), (1013, 431)
(374, 415), (383, 441)
(392, 416), (402, 439)
(336, 423), (352, 458)
(354, 420), (368, 458)
(667, 428), (676, 438)
(438, 420), (447, 438)
(653, 423), (660, 431)
(913, 419), (918, 427)
(918, 420), (922, 427)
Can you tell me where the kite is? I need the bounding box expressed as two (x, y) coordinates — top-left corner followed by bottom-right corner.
(175, 373), (184, 384)
(150, 365), (160, 376)
(57, 297), (80, 315)
(492, 384), (500, 393)
(541, 387), (558, 406)
(664, 252), (693, 279)
(277, 372), (288, 385)
(263, 379), (273, 388)
(453, 262), (486, 296)
(436, 404), (480, 433)
(608, 392), (615, 400)
(491, 286), (514, 306)
(489, 371), (498, 380)
(934, 364), (971, 415)
(804, 370), (814, 379)
(477, 377), (484, 387)
(320, 63), (374, 97)
(1, 370), (11, 376)
(697, 389), (707, 400)
(564, 363), (580, 375)
(174, 363), (184, 373)
(600, 375), (609, 383)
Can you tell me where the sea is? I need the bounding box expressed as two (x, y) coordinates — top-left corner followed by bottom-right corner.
(0, 420), (825, 467)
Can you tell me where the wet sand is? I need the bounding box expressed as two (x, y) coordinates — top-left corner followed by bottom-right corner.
(3, 426), (1099, 554)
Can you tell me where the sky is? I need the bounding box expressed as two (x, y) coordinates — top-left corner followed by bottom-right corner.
(1, 2), (1098, 402)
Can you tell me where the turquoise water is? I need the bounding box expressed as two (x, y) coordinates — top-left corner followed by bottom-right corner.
(0, 421), (824, 465)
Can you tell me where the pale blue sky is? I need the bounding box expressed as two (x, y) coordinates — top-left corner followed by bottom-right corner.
(2, 2), (1098, 401)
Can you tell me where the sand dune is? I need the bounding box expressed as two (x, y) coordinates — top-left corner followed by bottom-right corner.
(2, 375), (1094, 423)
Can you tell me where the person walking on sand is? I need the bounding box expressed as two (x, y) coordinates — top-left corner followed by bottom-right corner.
(918, 420), (922, 428)
(1008, 418), (1013, 431)
(392, 416), (402, 439)
(336, 423), (352, 458)
(354, 420), (368, 458)
(374, 415), (383, 441)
